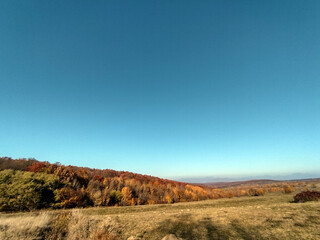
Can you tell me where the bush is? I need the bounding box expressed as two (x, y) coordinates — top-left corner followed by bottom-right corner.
(248, 188), (265, 196)
(54, 187), (93, 208)
(0, 169), (63, 211)
(283, 185), (295, 194)
(107, 190), (122, 206)
(293, 190), (320, 203)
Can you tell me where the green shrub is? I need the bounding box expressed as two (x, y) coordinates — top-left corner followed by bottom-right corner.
(0, 169), (63, 211)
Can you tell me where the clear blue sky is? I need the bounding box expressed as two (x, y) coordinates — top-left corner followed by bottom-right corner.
(1, 0), (319, 179)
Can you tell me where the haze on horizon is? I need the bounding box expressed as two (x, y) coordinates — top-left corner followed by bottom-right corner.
(0, 1), (319, 180)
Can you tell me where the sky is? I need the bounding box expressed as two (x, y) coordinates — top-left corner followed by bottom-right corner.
(0, 0), (320, 180)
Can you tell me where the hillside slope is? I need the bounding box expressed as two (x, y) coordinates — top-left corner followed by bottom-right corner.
(0, 157), (219, 211)
(0, 157), (300, 212)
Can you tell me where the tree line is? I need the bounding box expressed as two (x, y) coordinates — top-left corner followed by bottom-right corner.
(0, 157), (297, 211)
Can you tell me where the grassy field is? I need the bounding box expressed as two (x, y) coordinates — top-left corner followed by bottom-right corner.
(1, 192), (320, 240)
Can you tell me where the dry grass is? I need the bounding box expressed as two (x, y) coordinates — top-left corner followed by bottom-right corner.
(1, 187), (320, 239)
(0, 211), (52, 239)
(67, 209), (120, 240)
(90, 193), (320, 240)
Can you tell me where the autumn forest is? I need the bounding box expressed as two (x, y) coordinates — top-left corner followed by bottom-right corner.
(0, 157), (301, 212)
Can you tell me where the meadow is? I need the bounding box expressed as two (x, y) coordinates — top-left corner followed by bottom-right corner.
(1, 189), (320, 240)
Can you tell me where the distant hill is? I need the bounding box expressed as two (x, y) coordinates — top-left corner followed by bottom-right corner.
(178, 173), (320, 184)
(202, 179), (280, 188)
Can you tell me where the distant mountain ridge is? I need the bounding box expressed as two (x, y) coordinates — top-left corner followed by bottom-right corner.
(177, 173), (320, 184)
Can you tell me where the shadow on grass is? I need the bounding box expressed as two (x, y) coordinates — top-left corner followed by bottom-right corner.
(145, 214), (267, 240)
(230, 220), (266, 240)
(145, 214), (228, 240)
(294, 215), (320, 228)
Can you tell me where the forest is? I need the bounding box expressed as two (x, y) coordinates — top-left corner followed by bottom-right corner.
(0, 157), (298, 212)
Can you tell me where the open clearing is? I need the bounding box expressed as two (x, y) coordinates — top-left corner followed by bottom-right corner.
(1, 193), (320, 240)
